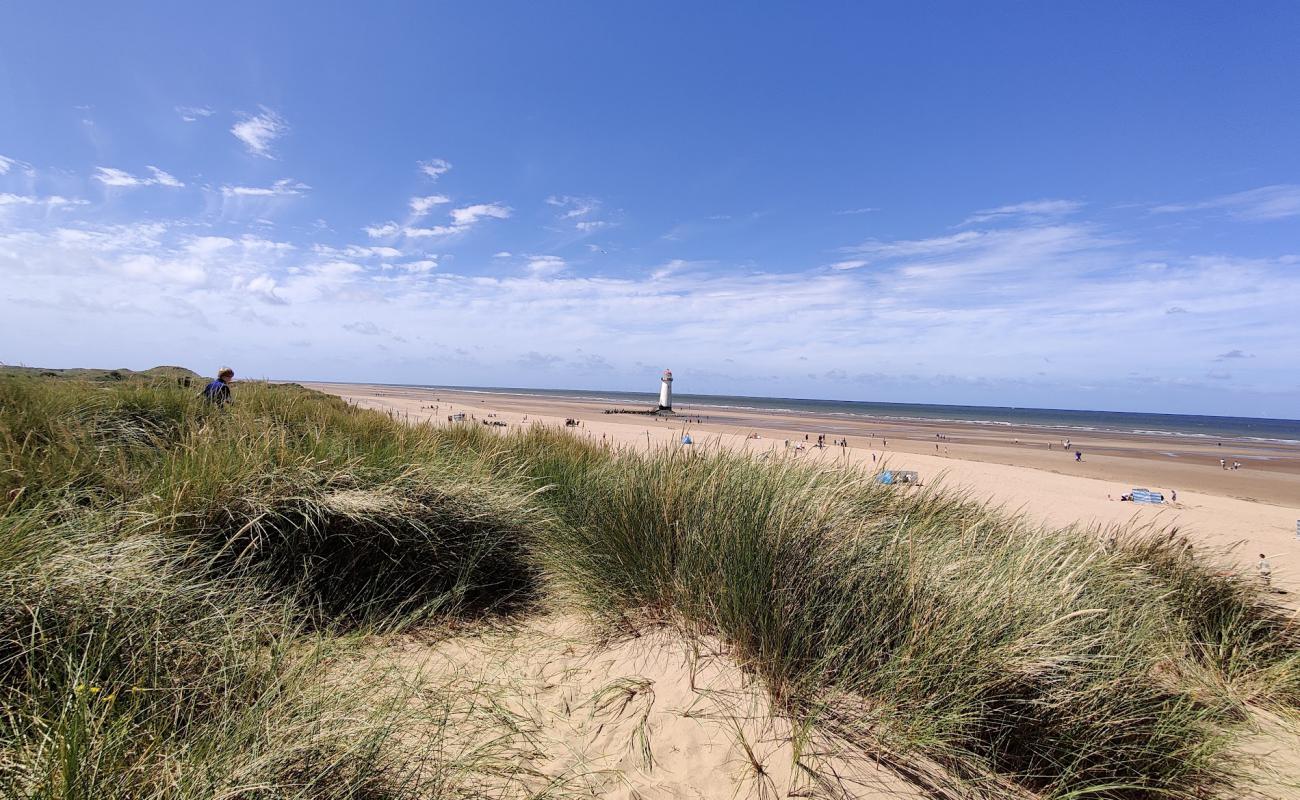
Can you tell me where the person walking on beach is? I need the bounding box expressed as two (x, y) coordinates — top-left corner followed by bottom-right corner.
(1075, 450), (1082, 462)
(1258, 554), (1272, 588)
(201, 367), (234, 407)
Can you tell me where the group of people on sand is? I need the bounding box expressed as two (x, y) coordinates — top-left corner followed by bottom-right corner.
(1219, 458), (1244, 470)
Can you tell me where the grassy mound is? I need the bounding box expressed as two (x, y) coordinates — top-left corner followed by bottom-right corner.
(1, 374), (1296, 798)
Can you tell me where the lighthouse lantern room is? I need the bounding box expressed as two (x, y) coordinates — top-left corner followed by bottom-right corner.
(658, 369), (673, 412)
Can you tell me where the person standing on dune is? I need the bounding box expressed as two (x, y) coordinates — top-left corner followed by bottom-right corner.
(202, 367), (234, 407)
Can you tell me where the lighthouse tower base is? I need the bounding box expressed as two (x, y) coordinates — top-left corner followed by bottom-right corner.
(657, 368), (674, 413)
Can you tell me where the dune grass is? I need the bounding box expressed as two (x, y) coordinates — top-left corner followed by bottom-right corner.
(1, 375), (1297, 798)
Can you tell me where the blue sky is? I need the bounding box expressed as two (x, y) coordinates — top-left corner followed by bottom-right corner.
(2, 3), (1298, 417)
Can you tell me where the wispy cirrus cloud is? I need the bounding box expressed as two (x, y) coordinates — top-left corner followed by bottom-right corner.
(0, 155), (15, 175)
(546, 195), (599, 219)
(0, 193), (85, 209)
(547, 194), (612, 232)
(1153, 184), (1300, 222)
(231, 108), (289, 158)
(94, 166), (185, 188)
(175, 105), (214, 122)
(220, 179), (309, 197)
(961, 199), (1084, 226)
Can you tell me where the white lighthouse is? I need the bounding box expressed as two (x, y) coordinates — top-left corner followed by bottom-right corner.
(658, 368), (673, 412)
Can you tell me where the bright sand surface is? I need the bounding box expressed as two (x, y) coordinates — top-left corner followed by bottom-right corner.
(304, 382), (1300, 598)
(309, 381), (1300, 798)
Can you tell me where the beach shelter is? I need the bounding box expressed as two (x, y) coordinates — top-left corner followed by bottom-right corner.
(877, 471), (894, 485)
(681, 434), (693, 445)
(1129, 488), (1164, 504)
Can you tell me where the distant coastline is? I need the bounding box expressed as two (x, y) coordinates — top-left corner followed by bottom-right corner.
(363, 383), (1300, 445)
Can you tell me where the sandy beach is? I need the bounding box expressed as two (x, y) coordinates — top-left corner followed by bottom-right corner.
(305, 381), (1300, 597)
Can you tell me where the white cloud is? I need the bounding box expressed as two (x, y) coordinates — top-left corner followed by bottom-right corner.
(175, 105), (214, 122)
(378, 202), (511, 240)
(962, 199), (1084, 226)
(220, 179), (309, 197)
(829, 259), (869, 270)
(314, 244), (402, 260)
(419, 159), (452, 180)
(834, 207), (877, 215)
(2, 191), (1297, 415)
(94, 166), (185, 188)
(450, 202), (512, 226)
(526, 255), (566, 276)
(403, 224), (461, 238)
(365, 222), (401, 238)
(94, 167), (145, 187)
(1153, 185), (1300, 222)
(231, 108), (288, 158)
(575, 220), (612, 232)
(493, 251), (512, 258)
(400, 259), (438, 273)
(409, 195), (450, 217)
(147, 166), (184, 187)
(0, 155), (14, 175)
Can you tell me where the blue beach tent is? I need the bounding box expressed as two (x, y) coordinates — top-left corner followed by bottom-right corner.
(1129, 488), (1164, 504)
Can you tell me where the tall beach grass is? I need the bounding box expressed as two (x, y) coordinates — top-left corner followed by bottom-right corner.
(1, 374), (1296, 798)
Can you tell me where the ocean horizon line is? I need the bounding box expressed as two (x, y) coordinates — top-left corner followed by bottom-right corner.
(301, 380), (1300, 445)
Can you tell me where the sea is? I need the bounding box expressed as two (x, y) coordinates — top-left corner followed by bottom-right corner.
(406, 385), (1300, 446)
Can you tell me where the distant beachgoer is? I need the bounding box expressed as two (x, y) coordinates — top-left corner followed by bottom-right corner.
(1075, 450), (1082, 462)
(1234, 461), (1241, 470)
(1220, 458), (1226, 470)
(1258, 554), (1272, 587)
(201, 367), (234, 406)
(1170, 489), (1177, 502)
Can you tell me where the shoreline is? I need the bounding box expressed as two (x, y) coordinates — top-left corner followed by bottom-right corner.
(353, 383), (1300, 445)
(302, 380), (1300, 596)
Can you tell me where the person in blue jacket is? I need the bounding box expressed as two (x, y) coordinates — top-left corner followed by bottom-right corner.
(202, 367), (234, 406)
